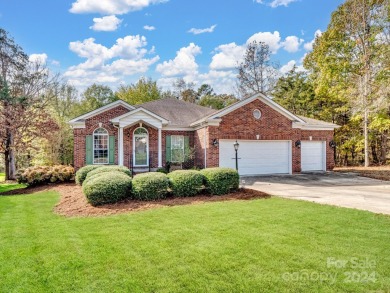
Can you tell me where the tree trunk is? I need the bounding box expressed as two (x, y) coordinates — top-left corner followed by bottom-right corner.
(381, 132), (388, 164)
(363, 97), (369, 167)
(4, 131), (16, 180)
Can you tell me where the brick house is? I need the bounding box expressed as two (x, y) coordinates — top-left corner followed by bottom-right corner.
(69, 93), (339, 175)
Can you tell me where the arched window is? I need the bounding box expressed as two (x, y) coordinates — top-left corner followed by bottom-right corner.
(93, 128), (109, 164)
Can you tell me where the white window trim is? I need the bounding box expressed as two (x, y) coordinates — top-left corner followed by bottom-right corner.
(171, 135), (185, 163)
(93, 127), (109, 165)
(133, 127), (149, 167)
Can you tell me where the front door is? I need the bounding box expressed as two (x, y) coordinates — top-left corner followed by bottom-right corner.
(133, 128), (149, 166)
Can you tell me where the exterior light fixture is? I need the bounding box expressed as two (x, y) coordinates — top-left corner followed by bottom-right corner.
(212, 138), (219, 147)
(233, 140), (239, 171)
(329, 140), (336, 148)
(295, 140), (301, 148)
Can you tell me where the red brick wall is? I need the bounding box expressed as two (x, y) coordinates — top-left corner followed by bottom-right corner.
(73, 105), (130, 170)
(197, 99), (335, 172)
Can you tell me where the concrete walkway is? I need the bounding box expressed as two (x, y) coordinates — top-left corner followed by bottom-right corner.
(243, 172), (390, 215)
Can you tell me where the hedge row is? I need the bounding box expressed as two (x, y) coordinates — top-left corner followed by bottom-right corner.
(16, 165), (75, 186)
(76, 165), (239, 206)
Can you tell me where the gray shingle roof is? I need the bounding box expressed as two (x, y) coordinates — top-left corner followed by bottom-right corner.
(296, 115), (339, 127)
(136, 98), (216, 126)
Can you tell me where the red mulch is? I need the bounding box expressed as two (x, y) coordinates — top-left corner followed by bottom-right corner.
(53, 184), (270, 217)
(334, 166), (390, 181)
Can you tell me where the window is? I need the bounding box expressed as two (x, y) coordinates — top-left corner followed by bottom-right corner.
(93, 128), (109, 164)
(253, 109), (262, 120)
(171, 135), (184, 163)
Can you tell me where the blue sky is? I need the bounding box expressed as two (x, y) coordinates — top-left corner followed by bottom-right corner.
(1, 0), (344, 94)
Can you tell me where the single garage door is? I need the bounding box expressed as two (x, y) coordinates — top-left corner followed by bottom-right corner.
(301, 141), (325, 171)
(219, 140), (291, 176)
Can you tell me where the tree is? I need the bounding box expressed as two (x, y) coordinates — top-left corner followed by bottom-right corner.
(196, 84), (214, 100)
(172, 78), (196, 101)
(237, 41), (280, 97)
(304, 0), (389, 167)
(116, 77), (161, 105)
(73, 84), (117, 117)
(198, 94), (238, 110)
(272, 66), (318, 117)
(0, 29), (58, 179)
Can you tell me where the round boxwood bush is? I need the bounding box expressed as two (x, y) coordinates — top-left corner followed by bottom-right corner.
(168, 170), (204, 197)
(200, 167), (239, 195)
(84, 166), (131, 185)
(82, 171), (132, 206)
(75, 165), (102, 185)
(132, 172), (169, 201)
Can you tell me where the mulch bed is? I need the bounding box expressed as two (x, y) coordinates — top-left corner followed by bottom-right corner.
(1, 183), (270, 217)
(334, 166), (390, 181)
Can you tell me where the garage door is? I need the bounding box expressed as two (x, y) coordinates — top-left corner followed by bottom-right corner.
(219, 140), (291, 176)
(301, 141), (325, 171)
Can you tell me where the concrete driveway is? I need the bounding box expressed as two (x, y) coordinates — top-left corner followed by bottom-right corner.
(243, 172), (390, 215)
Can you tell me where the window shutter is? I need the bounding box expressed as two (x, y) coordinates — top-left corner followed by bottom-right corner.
(109, 136), (115, 164)
(86, 135), (93, 165)
(166, 135), (171, 162)
(184, 136), (190, 159)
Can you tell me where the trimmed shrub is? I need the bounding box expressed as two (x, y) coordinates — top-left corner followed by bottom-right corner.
(168, 170), (204, 197)
(156, 167), (167, 174)
(82, 171), (132, 206)
(16, 165), (75, 186)
(84, 166), (131, 185)
(132, 172), (169, 201)
(200, 167), (239, 195)
(75, 165), (102, 185)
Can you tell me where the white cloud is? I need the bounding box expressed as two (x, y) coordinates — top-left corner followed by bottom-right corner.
(282, 36), (304, 52)
(90, 15), (122, 31)
(209, 43), (245, 70)
(188, 24), (217, 35)
(304, 29), (322, 51)
(255, 0), (298, 8)
(156, 43), (201, 77)
(269, 0), (297, 8)
(70, 0), (167, 15)
(111, 35), (148, 59)
(280, 60), (305, 74)
(64, 35), (159, 88)
(247, 31), (282, 53)
(29, 53), (48, 64)
(51, 60), (60, 66)
(143, 25), (156, 31)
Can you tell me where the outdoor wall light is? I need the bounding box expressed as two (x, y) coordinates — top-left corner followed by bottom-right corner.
(329, 140), (336, 148)
(212, 138), (219, 147)
(295, 140), (301, 148)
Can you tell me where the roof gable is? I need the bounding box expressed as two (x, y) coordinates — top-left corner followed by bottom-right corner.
(190, 93), (305, 126)
(69, 100), (134, 124)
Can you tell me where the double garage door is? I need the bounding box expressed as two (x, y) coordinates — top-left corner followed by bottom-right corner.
(219, 140), (291, 176)
(219, 140), (326, 176)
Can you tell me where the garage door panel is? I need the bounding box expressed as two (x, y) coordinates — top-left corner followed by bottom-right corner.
(301, 141), (325, 171)
(219, 140), (291, 175)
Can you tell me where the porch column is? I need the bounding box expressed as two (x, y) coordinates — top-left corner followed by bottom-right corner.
(158, 127), (162, 167)
(119, 126), (124, 166)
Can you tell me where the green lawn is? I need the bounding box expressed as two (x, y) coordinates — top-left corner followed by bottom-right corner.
(0, 191), (389, 292)
(0, 173), (26, 193)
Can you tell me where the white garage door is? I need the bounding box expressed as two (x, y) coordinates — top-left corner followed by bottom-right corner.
(219, 140), (291, 176)
(301, 141), (326, 171)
